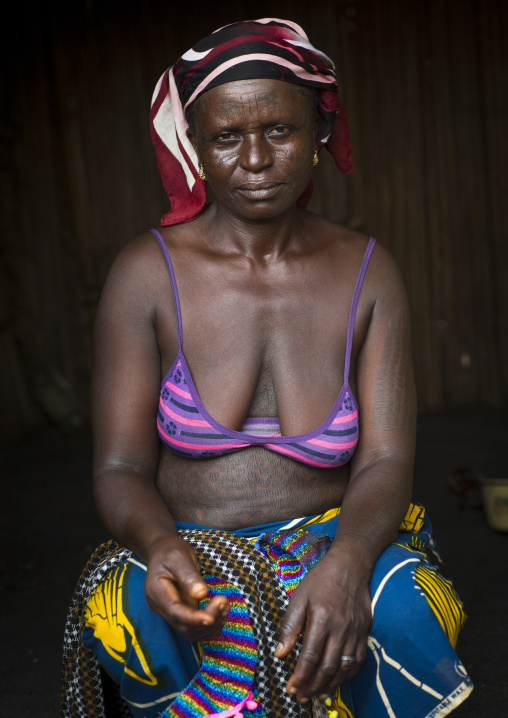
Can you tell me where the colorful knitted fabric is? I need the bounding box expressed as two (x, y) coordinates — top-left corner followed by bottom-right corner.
(161, 533), (329, 718)
(162, 577), (263, 718)
(257, 530), (331, 596)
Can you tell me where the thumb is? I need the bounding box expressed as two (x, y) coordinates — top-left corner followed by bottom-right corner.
(169, 548), (208, 603)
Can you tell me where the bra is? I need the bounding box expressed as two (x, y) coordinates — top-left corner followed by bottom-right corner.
(151, 228), (376, 469)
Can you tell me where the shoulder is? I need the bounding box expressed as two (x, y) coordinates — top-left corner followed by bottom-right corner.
(97, 228), (179, 320)
(101, 225), (191, 296)
(303, 212), (409, 325)
(303, 212), (402, 286)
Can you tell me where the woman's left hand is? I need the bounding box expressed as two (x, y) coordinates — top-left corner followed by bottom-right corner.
(274, 544), (372, 703)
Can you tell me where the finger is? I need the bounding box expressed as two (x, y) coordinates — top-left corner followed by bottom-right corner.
(275, 598), (306, 659)
(285, 615), (329, 698)
(202, 595), (231, 620)
(171, 596), (231, 641)
(299, 638), (350, 700)
(316, 639), (367, 701)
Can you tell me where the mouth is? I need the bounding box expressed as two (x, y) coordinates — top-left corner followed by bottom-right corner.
(236, 182), (281, 200)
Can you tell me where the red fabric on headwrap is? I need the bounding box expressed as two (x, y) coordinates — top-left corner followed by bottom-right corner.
(150, 18), (353, 226)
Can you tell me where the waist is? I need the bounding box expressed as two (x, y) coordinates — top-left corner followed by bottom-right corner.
(176, 508), (342, 541)
(156, 444), (350, 530)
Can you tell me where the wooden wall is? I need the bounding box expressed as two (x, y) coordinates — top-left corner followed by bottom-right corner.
(1, 0), (507, 438)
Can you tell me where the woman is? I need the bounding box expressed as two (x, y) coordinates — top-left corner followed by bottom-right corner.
(62, 19), (472, 718)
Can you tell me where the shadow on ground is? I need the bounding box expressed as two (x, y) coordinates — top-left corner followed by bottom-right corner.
(2, 408), (507, 717)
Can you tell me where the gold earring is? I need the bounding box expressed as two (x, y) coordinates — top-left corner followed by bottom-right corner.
(198, 164), (207, 180)
(312, 150), (319, 166)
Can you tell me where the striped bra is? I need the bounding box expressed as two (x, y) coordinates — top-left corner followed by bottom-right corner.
(151, 229), (376, 469)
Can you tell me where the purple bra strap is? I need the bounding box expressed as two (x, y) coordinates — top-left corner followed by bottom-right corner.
(150, 228), (183, 348)
(343, 237), (376, 383)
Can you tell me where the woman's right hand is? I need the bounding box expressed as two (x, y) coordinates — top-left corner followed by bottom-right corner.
(144, 535), (230, 641)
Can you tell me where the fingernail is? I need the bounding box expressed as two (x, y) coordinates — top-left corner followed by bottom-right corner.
(300, 697), (309, 704)
(287, 686), (297, 695)
(319, 694), (330, 702)
(275, 642), (283, 654)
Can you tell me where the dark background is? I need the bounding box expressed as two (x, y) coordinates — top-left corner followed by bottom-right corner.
(1, 0), (507, 715)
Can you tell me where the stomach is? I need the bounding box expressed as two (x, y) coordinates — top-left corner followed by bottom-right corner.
(155, 445), (350, 529)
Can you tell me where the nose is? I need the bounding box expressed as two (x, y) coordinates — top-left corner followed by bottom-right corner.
(239, 133), (273, 173)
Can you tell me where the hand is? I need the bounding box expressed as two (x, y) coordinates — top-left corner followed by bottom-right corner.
(274, 546), (372, 703)
(144, 535), (230, 641)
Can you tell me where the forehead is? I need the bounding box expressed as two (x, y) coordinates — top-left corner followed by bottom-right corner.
(194, 78), (313, 125)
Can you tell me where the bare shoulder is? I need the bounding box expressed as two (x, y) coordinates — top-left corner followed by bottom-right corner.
(105, 229), (167, 285)
(306, 213), (402, 283)
(303, 212), (409, 321)
(99, 227), (184, 312)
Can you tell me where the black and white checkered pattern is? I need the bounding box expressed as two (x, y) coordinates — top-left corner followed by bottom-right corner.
(61, 540), (133, 718)
(181, 529), (312, 718)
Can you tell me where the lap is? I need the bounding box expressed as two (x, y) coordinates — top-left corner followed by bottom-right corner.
(78, 506), (472, 718)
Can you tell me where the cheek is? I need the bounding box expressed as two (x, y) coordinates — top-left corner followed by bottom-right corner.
(278, 148), (295, 162)
(273, 145), (310, 172)
(209, 150), (237, 171)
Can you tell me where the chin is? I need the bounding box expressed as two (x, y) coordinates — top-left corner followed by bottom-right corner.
(223, 188), (306, 221)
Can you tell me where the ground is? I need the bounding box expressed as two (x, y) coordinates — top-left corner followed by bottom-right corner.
(2, 407), (507, 717)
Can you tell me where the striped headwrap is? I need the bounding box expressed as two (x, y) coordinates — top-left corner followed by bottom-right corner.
(150, 18), (353, 226)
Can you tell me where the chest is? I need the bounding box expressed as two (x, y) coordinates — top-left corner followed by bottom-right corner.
(155, 253), (366, 435)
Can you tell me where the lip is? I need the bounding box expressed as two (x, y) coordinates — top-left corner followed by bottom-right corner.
(236, 182), (281, 200)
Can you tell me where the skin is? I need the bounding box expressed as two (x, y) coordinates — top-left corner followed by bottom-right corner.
(92, 79), (416, 703)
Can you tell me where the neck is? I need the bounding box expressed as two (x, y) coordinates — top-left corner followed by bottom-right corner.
(201, 202), (307, 261)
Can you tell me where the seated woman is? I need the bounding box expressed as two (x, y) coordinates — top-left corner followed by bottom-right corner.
(61, 18), (472, 718)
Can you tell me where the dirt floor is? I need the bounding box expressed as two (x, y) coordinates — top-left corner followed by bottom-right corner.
(2, 407), (507, 717)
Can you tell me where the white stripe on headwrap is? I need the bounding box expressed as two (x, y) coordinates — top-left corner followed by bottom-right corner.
(152, 69), (197, 192)
(168, 69), (200, 168)
(151, 72), (165, 107)
(181, 48), (212, 61)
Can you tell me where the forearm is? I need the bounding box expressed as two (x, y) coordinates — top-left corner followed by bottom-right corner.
(93, 466), (180, 561)
(331, 453), (413, 574)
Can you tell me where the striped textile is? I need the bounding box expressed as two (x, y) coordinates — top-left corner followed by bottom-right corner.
(161, 577), (263, 718)
(157, 368), (360, 468)
(149, 18), (353, 226)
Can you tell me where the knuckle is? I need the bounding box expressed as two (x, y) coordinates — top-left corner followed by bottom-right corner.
(319, 663), (338, 679)
(300, 650), (320, 665)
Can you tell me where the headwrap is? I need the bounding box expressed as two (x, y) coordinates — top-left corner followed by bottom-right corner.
(150, 18), (353, 226)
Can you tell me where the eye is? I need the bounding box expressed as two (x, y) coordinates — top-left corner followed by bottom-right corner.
(268, 125), (291, 136)
(215, 132), (239, 141)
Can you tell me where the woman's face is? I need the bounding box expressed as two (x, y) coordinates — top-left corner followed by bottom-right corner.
(187, 79), (318, 221)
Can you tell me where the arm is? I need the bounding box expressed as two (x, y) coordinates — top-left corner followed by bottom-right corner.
(92, 235), (229, 640)
(275, 243), (416, 701)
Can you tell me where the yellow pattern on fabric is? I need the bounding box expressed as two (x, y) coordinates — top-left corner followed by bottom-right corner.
(300, 502), (425, 533)
(399, 502), (426, 533)
(300, 508), (341, 526)
(325, 687), (354, 718)
(84, 563), (159, 685)
(414, 564), (466, 648)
